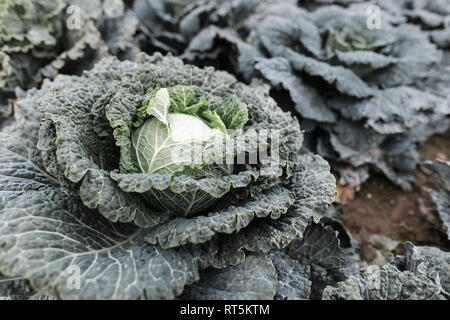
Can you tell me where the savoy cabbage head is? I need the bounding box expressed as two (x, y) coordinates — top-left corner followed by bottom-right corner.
(115, 0), (450, 190)
(0, 52), (336, 299)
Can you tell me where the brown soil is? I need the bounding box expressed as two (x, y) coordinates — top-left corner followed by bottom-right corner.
(340, 133), (450, 254)
(417, 133), (450, 162)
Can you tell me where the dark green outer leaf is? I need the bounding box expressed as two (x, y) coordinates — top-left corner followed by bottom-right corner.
(255, 57), (336, 123)
(269, 250), (311, 300)
(404, 242), (450, 294)
(110, 169), (258, 216)
(216, 153), (336, 253)
(322, 264), (445, 300)
(430, 188), (450, 241)
(329, 86), (450, 135)
(0, 129), (208, 299)
(180, 254), (277, 300)
(143, 186), (295, 248)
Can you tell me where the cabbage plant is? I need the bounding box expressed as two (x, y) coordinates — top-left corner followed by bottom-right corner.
(0, 0), (106, 124)
(0, 53), (336, 299)
(243, 2), (450, 189)
(131, 0), (257, 53)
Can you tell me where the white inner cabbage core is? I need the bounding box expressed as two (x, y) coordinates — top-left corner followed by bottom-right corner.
(168, 113), (223, 142)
